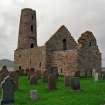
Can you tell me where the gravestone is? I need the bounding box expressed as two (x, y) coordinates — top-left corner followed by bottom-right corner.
(64, 76), (70, 87)
(43, 70), (48, 82)
(30, 90), (39, 100)
(28, 68), (35, 80)
(48, 67), (59, 80)
(29, 74), (37, 85)
(0, 66), (9, 83)
(92, 68), (96, 77)
(102, 73), (105, 80)
(94, 72), (99, 81)
(101, 71), (105, 80)
(48, 74), (56, 90)
(70, 77), (80, 91)
(0, 75), (16, 105)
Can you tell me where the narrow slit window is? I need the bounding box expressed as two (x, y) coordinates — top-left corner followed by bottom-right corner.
(19, 66), (21, 70)
(63, 39), (67, 50)
(31, 25), (33, 32)
(89, 42), (92, 47)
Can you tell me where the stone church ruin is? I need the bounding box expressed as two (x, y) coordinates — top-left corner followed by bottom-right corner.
(14, 8), (101, 77)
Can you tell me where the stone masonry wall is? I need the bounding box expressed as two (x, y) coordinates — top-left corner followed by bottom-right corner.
(45, 25), (77, 70)
(14, 46), (46, 73)
(77, 31), (101, 76)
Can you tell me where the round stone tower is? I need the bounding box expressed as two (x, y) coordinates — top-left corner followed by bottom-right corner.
(18, 8), (37, 49)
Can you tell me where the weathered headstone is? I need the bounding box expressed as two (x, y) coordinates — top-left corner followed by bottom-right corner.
(30, 90), (39, 100)
(28, 68), (35, 80)
(29, 74), (37, 85)
(70, 77), (80, 91)
(0, 75), (16, 105)
(0, 66), (9, 83)
(48, 74), (56, 90)
(48, 67), (59, 80)
(64, 76), (70, 87)
(94, 72), (99, 81)
(43, 70), (48, 82)
(92, 68), (96, 77)
(100, 71), (105, 80)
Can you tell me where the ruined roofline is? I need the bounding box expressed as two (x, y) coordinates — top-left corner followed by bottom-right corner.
(45, 25), (76, 45)
(78, 30), (97, 44)
(78, 31), (95, 39)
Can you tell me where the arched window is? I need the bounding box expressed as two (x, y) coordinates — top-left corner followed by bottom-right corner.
(30, 43), (34, 48)
(31, 25), (33, 32)
(63, 39), (67, 50)
(19, 66), (21, 70)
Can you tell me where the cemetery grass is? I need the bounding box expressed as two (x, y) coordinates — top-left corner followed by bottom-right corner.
(1, 76), (105, 105)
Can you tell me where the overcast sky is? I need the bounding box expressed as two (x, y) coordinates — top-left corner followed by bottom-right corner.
(0, 0), (105, 67)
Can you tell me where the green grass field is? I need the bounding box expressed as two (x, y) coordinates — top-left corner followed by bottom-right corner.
(1, 76), (105, 105)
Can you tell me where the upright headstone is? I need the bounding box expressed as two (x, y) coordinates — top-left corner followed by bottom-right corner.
(48, 74), (56, 90)
(64, 76), (70, 87)
(101, 71), (105, 80)
(94, 72), (99, 81)
(70, 77), (80, 91)
(43, 70), (48, 82)
(92, 68), (96, 77)
(30, 90), (39, 100)
(48, 67), (59, 80)
(0, 66), (9, 83)
(28, 68), (35, 80)
(0, 75), (16, 105)
(29, 74), (37, 85)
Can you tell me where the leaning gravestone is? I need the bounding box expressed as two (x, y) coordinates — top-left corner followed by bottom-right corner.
(70, 77), (80, 91)
(0, 75), (16, 105)
(48, 74), (56, 90)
